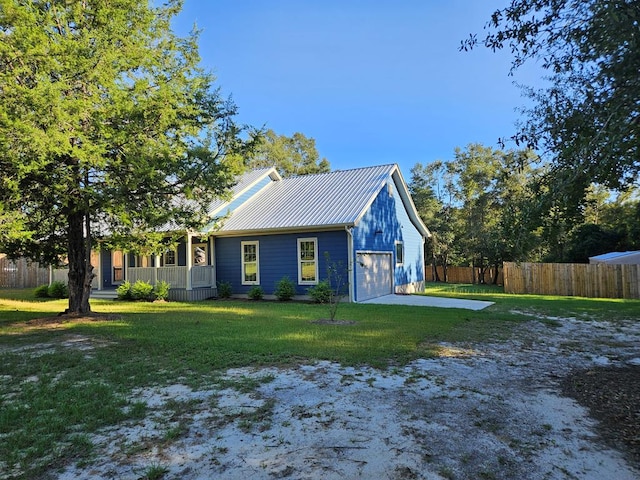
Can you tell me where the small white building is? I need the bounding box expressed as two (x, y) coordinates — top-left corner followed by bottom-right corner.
(589, 251), (640, 265)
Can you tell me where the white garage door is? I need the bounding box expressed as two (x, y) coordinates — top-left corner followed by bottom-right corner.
(355, 252), (392, 302)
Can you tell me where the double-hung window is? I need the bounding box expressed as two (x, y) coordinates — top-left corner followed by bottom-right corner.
(395, 241), (404, 266)
(241, 241), (260, 285)
(298, 238), (318, 285)
(163, 250), (177, 266)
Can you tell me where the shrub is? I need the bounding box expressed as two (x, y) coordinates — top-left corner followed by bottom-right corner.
(307, 280), (332, 304)
(217, 281), (232, 299)
(130, 280), (154, 301)
(34, 284), (50, 298)
(47, 281), (68, 299)
(247, 286), (264, 300)
(274, 276), (296, 301)
(116, 280), (133, 300)
(153, 281), (170, 301)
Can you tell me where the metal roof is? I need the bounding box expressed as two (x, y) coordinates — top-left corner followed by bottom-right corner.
(206, 167), (279, 216)
(589, 251), (640, 264)
(216, 164), (429, 237)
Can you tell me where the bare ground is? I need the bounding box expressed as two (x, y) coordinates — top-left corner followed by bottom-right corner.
(13, 314), (640, 480)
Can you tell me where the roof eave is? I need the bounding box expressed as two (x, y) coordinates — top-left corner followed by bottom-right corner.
(212, 223), (355, 238)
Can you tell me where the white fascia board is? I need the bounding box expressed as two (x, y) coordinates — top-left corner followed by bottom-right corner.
(207, 167), (281, 218)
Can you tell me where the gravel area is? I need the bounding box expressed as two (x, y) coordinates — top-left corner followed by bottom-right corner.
(48, 314), (640, 480)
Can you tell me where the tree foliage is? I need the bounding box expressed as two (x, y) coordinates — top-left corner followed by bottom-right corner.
(463, 0), (639, 192)
(411, 144), (542, 280)
(246, 129), (330, 177)
(0, 0), (253, 313)
(411, 146), (640, 272)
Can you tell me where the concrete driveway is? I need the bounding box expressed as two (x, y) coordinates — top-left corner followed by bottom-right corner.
(361, 294), (494, 310)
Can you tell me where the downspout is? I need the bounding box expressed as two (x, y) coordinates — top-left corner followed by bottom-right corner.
(345, 226), (354, 303)
(421, 235), (426, 290)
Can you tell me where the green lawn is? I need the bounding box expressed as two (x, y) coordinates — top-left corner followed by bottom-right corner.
(0, 286), (638, 479)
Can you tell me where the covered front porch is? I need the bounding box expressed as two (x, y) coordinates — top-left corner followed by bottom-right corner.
(126, 265), (216, 301)
(51, 233), (218, 301)
(116, 232), (217, 301)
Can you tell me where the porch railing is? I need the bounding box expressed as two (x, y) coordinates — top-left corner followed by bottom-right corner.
(127, 266), (215, 289)
(191, 266), (214, 287)
(51, 268), (98, 289)
(126, 267), (156, 285)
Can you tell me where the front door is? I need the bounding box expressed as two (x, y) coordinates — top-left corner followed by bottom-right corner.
(112, 250), (124, 284)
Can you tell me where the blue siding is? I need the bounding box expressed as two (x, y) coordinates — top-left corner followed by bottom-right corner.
(352, 180), (424, 298)
(215, 230), (348, 295)
(177, 241), (187, 266)
(100, 250), (113, 288)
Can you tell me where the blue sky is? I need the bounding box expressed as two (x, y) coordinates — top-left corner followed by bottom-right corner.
(173, 1), (544, 176)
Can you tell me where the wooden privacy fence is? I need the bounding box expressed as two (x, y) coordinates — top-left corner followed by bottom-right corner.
(0, 256), (50, 288)
(427, 265), (503, 285)
(503, 262), (640, 299)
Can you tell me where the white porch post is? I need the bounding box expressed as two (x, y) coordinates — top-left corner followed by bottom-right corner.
(97, 253), (103, 291)
(209, 236), (216, 287)
(49, 264), (53, 286)
(154, 254), (161, 285)
(186, 233), (193, 291)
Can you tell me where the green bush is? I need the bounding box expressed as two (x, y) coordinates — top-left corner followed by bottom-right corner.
(34, 284), (50, 298)
(274, 276), (296, 301)
(116, 281), (133, 300)
(153, 281), (170, 301)
(307, 280), (332, 304)
(248, 286), (264, 300)
(217, 281), (232, 299)
(131, 280), (154, 301)
(47, 281), (68, 299)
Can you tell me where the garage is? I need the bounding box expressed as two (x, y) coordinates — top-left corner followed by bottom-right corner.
(355, 252), (392, 302)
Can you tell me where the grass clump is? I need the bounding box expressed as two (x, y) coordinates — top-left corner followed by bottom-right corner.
(274, 277), (296, 301)
(217, 281), (232, 298)
(153, 281), (170, 301)
(131, 280), (154, 301)
(116, 280), (133, 300)
(47, 281), (68, 299)
(34, 284), (50, 298)
(248, 286), (264, 300)
(307, 280), (331, 303)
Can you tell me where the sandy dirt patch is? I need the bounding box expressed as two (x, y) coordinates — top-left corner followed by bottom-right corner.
(54, 315), (640, 480)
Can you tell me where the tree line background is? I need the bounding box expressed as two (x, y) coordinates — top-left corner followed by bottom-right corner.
(408, 144), (640, 282)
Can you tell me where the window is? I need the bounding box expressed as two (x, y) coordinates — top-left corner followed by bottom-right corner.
(112, 250), (124, 283)
(241, 241), (259, 285)
(395, 241), (404, 266)
(163, 250), (177, 266)
(298, 238), (318, 285)
(192, 244), (208, 266)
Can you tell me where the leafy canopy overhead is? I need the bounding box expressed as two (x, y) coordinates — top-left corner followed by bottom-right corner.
(246, 129), (330, 178)
(0, 0), (253, 312)
(463, 0), (639, 191)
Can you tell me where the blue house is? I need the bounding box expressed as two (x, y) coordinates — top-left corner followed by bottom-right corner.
(79, 164), (430, 302)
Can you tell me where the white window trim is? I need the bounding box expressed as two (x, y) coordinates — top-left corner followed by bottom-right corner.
(192, 243), (208, 266)
(395, 241), (404, 266)
(112, 250), (124, 284)
(163, 249), (177, 266)
(241, 241), (260, 285)
(297, 237), (319, 285)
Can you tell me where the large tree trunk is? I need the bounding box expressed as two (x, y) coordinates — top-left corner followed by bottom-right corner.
(67, 210), (93, 314)
(492, 262), (501, 285)
(432, 256), (440, 282)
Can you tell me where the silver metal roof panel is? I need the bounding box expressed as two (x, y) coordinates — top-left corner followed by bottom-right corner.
(217, 165), (397, 232)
